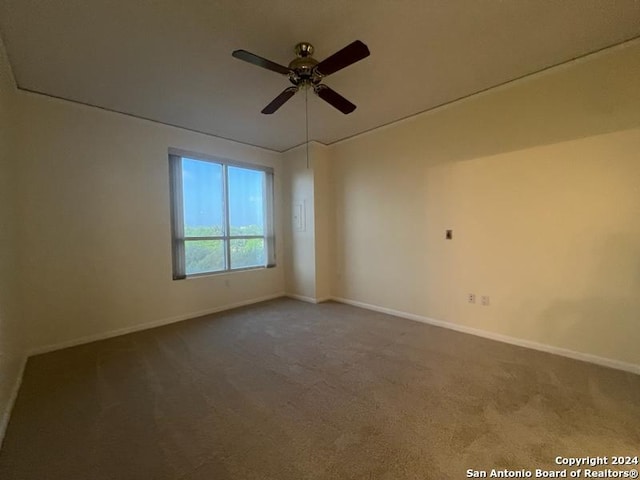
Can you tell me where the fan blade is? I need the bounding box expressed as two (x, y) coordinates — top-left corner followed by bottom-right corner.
(262, 87), (298, 114)
(314, 40), (370, 76)
(232, 49), (291, 75)
(314, 85), (356, 114)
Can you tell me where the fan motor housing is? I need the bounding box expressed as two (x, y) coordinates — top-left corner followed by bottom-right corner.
(289, 42), (321, 87)
(288, 56), (318, 73)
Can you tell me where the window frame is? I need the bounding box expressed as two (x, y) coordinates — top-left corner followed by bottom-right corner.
(168, 148), (276, 279)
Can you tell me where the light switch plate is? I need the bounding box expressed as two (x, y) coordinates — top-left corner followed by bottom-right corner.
(293, 202), (305, 232)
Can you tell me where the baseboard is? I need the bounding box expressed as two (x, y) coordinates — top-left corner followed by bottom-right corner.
(29, 292), (286, 356)
(331, 296), (640, 376)
(285, 294), (330, 304)
(0, 353), (28, 449)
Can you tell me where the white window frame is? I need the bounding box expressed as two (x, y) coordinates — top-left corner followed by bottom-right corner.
(169, 148), (276, 279)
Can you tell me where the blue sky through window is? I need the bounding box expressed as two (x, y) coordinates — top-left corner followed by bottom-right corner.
(228, 166), (264, 234)
(182, 158), (222, 234)
(182, 158), (264, 235)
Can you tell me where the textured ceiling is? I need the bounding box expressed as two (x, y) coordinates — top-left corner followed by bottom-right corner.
(1, 0), (639, 151)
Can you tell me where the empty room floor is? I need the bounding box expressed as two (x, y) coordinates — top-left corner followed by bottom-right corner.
(0, 298), (638, 479)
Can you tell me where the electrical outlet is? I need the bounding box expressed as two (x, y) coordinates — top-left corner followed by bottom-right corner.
(481, 296), (490, 306)
(468, 293), (476, 304)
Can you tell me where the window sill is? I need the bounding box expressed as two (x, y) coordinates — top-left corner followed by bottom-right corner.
(176, 265), (275, 280)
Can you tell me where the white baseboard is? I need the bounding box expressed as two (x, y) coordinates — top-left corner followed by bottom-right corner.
(0, 353), (28, 449)
(331, 296), (640, 376)
(4, 293), (638, 449)
(285, 293), (330, 304)
(29, 292), (286, 356)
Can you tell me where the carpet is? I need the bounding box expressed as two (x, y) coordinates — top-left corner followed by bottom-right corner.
(0, 298), (638, 479)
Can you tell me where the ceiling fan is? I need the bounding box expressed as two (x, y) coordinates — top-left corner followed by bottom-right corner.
(232, 40), (370, 114)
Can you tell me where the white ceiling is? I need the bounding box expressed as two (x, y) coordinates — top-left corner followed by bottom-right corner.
(1, 0), (639, 151)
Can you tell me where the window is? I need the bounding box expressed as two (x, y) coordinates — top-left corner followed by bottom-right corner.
(169, 149), (275, 279)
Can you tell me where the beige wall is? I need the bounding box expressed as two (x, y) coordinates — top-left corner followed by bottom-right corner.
(282, 142), (334, 302)
(0, 35), (24, 442)
(329, 40), (640, 366)
(13, 91), (285, 351)
(282, 144), (316, 299)
(312, 143), (333, 301)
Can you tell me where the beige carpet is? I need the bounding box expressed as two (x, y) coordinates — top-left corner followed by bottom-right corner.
(0, 298), (638, 479)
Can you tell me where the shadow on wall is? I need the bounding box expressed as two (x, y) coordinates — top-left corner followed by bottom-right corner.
(534, 233), (640, 365)
(345, 41), (640, 170)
